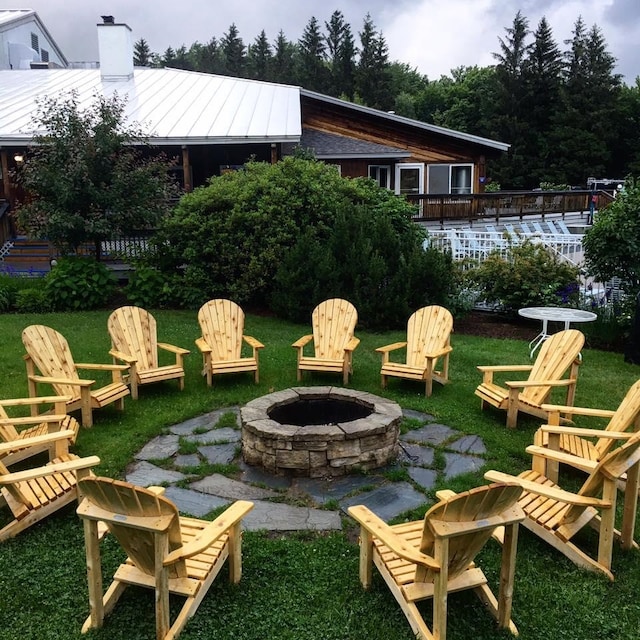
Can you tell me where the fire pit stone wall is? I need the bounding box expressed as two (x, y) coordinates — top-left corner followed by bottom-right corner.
(241, 386), (402, 477)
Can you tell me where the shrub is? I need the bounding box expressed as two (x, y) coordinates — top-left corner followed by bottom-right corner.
(470, 239), (581, 315)
(45, 256), (116, 311)
(15, 286), (53, 313)
(124, 265), (173, 308)
(143, 156), (449, 327)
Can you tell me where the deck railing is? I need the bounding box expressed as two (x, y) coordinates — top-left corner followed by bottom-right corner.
(407, 190), (612, 225)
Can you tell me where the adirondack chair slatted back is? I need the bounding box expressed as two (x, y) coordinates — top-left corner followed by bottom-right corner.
(417, 483), (522, 583)
(593, 380), (640, 458)
(562, 434), (640, 528)
(312, 299), (357, 360)
(406, 306), (453, 368)
(522, 329), (584, 406)
(108, 306), (159, 371)
(78, 477), (186, 579)
(198, 299), (244, 361)
(22, 325), (81, 398)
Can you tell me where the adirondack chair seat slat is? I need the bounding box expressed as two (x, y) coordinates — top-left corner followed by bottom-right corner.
(196, 299), (264, 387)
(377, 306), (453, 398)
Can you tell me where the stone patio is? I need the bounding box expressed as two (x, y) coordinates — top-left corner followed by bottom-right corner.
(125, 404), (487, 531)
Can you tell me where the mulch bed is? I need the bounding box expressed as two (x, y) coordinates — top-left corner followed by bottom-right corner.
(454, 310), (536, 341)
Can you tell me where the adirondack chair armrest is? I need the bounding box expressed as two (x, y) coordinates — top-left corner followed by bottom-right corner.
(347, 505), (440, 570)
(109, 349), (138, 364)
(538, 425), (635, 440)
(484, 470), (610, 507)
(375, 342), (407, 354)
(29, 374), (95, 387)
(477, 365), (533, 373)
(0, 395), (73, 408)
(425, 345), (453, 358)
(0, 413), (70, 427)
(435, 489), (456, 500)
(345, 336), (360, 352)
(243, 335), (264, 350)
(75, 363), (129, 372)
(505, 378), (576, 389)
(292, 334), (313, 350)
(539, 404), (616, 419)
(0, 454), (100, 485)
(195, 337), (212, 354)
(0, 429), (76, 454)
(163, 500), (254, 565)
(158, 342), (190, 356)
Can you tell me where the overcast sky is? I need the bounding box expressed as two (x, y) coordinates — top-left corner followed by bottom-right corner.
(22, 0), (639, 83)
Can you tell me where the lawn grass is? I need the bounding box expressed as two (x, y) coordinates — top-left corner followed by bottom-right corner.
(1, 309), (639, 639)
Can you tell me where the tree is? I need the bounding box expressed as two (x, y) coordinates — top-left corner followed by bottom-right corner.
(325, 10), (357, 99)
(272, 30), (296, 84)
(220, 23), (246, 77)
(247, 30), (272, 81)
(355, 14), (392, 110)
(16, 92), (178, 257)
(133, 38), (151, 66)
(297, 16), (328, 92)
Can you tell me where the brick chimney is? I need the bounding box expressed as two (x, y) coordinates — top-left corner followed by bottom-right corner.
(97, 17), (133, 81)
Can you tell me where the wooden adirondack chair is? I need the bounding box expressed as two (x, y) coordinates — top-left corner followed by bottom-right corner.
(22, 325), (130, 428)
(77, 476), (253, 640)
(108, 306), (190, 399)
(485, 432), (640, 580)
(348, 483), (524, 640)
(530, 379), (640, 485)
(195, 299), (264, 386)
(292, 298), (360, 385)
(0, 432), (99, 542)
(475, 329), (585, 428)
(376, 305), (453, 397)
(0, 395), (79, 467)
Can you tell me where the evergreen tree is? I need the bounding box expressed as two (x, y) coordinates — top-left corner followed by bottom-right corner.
(161, 47), (176, 67)
(133, 38), (151, 66)
(220, 23), (246, 77)
(297, 16), (329, 92)
(325, 11), (357, 99)
(491, 11), (532, 187)
(521, 17), (564, 184)
(188, 38), (224, 74)
(247, 30), (272, 81)
(272, 30), (297, 84)
(172, 45), (192, 71)
(356, 14), (392, 111)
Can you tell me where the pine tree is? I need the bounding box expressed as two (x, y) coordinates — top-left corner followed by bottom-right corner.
(133, 38), (151, 66)
(325, 11), (356, 99)
(297, 16), (328, 92)
(188, 38), (224, 74)
(272, 31), (296, 84)
(356, 14), (392, 111)
(247, 30), (272, 81)
(220, 23), (246, 77)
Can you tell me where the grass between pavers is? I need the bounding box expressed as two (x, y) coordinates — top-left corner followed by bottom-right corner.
(1, 309), (640, 639)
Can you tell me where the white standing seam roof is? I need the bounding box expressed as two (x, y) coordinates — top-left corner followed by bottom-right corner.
(0, 68), (302, 145)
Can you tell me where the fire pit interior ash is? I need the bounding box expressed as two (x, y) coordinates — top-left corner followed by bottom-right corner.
(241, 387), (402, 477)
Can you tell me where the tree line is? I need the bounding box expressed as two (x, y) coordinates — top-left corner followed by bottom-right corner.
(133, 10), (640, 190)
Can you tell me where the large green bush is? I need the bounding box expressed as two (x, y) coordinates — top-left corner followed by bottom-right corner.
(146, 157), (453, 327)
(470, 239), (581, 315)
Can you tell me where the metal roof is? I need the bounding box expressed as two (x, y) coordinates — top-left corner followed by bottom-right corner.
(300, 88), (510, 152)
(300, 128), (411, 159)
(0, 68), (302, 146)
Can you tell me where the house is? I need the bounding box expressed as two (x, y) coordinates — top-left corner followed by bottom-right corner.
(0, 18), (508, 220)
(0, 9), (67, 70)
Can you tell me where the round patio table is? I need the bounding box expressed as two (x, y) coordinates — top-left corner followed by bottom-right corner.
(518, 306), (597, 358)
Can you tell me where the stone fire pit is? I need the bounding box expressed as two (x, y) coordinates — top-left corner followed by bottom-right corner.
(241, 387), (402, 477)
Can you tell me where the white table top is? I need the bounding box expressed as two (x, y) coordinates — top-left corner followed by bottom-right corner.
(518, 307), (597, 323)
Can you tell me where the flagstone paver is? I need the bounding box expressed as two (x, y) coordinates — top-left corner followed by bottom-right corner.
(128, 405), (488, 531)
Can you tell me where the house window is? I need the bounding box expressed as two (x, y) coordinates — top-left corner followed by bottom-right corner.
(395, 163), (424, 197)
(427, 164), (473, 194)
(369, 165), (391, 189)
(41, 49), (49, 62)
(30, 32), (39, 53)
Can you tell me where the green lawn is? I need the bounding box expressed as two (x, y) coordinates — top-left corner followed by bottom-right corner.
(0, 309), (639, 640)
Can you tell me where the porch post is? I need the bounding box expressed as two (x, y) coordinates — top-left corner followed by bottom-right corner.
(270, 143), (278, 164)
(181, 145), (192, 192)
